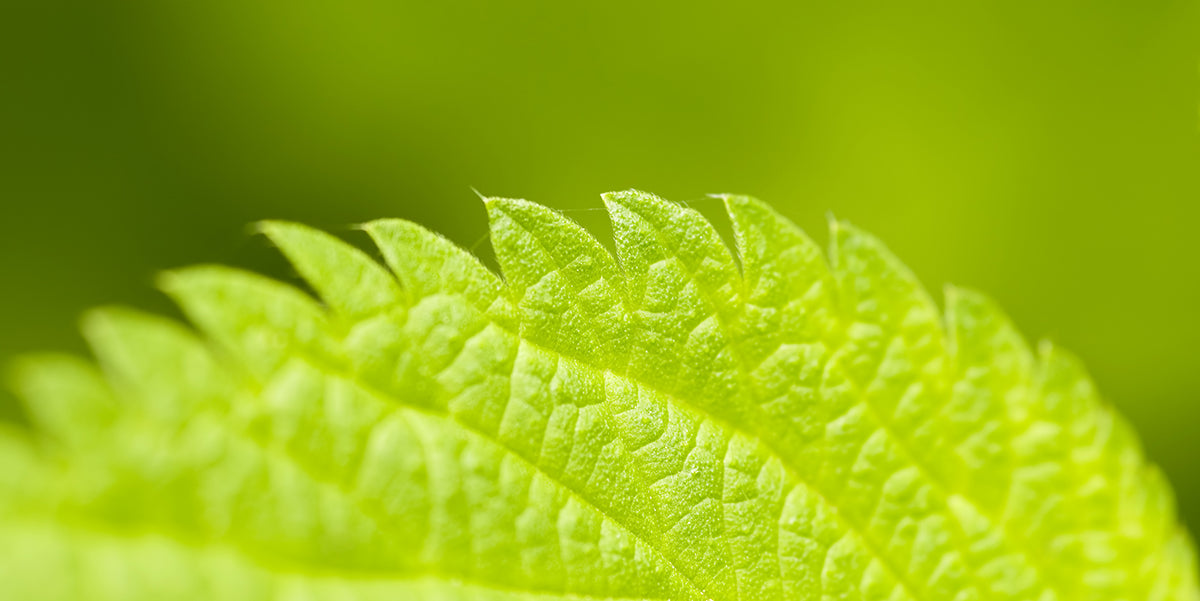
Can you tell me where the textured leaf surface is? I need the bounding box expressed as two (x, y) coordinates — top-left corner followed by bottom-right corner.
(1, 191), (1196, 601)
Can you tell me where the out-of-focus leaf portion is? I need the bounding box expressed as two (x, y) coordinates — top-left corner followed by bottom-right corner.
(2, 193), (1196, 600)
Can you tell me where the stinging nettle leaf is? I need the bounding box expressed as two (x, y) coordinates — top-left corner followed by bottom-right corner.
(1, 191), (1196, 601)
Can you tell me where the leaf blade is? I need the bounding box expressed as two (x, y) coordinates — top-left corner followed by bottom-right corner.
(1, 192), (1195, 601)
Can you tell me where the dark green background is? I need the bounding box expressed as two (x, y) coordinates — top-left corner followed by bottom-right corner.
(2, 1), (1198, 528)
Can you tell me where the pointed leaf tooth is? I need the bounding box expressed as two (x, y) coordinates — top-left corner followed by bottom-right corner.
(719, 194), (845, 457)
(160, 266), (338, 379)
(1010, 340), (1154, 591)
(722, 194), (837, 352)
(827, 218), (949, 428)
(260, 221), (403, 320)
(945, 286), (1035, 375)
(941, 286), (1036, 511)
(485, 196), (629, 363)
(485, 197), (624, 293)
(829, 219), (945, 336)
(601, 190), (745, 403)
(363, 218), (505, 313)
(1033, 340), (1131, 484)
(5, 354), (117, 449)
(602, 189), (741, 314)
(82, 307), (232, 422)
(1033, 341), (1103, 427)
(0, 425), (40, 509)
(722, 194), (827, 301)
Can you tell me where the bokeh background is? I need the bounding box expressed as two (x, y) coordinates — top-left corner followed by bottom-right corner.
(2, 1), (1197, 529)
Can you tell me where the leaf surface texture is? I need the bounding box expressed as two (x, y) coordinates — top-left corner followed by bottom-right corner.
(2, 192), (1196, 601)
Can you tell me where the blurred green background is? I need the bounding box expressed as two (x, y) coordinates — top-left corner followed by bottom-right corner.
(1, 1), (1197, 528)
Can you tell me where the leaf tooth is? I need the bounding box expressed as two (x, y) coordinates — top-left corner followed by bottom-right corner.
(943, 286), (1036, 439)
(720, 194), (829, 295)
(160, 266), (336, 379)
(826, 218), (950, 436)
(484, 196), (630, 364)
(602, 189), (741, 314)
(827, 219), (944, 336)
(484, 196), (624, 295)
(5, 353), (117, 449)
(260, 221), (403, 320)
(721, 194), (838, 360)
(1020, 339), (1181, 592)
(938, 286), (1037, 514)
(944, 285), (1035, 382)
(1032, 340), (1105, 429)
(0, 424), (42, 510)
(1030, 340), (1145, 477)
(362, 218), (504, 309)
(82, 307), (230, 423)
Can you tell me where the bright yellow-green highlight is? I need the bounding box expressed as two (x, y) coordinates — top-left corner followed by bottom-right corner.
(2, 192), (1196, 600)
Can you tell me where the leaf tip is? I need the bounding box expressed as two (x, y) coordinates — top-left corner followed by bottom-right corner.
(601, 188), (661, 211)
(713, 192), (757, 213)
(154, 268), (189, 296)
(251, 219), (287, 238)
(78, 305), (131, 341)
(943, 284), (989, 312)
(481, 195), (540, 219)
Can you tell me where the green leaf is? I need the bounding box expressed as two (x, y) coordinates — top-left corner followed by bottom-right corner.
(1, 191), (1196, 601)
